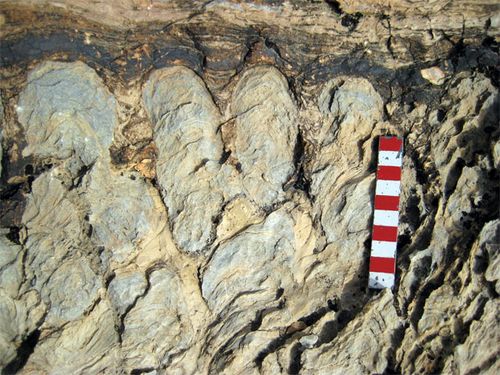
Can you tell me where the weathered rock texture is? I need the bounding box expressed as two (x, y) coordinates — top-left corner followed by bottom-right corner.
(0, 1), (499, 374)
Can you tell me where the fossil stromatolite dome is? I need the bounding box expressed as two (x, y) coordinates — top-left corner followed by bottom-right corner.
(0, 1), (499, 374)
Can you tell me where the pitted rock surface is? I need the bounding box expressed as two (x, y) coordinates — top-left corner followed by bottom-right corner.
(0, 2), (499, 374)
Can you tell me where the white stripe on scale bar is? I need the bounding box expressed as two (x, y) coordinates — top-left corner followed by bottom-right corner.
(371, 240), (397, 258)
(378, 150), (403, 167)
(373, 209), (400, 227)
(368, 271), (395, 289)
(375, 180), (401, 196)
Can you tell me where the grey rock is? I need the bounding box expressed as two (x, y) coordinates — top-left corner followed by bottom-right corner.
(421, 66), (446, 85)
(431, 75), (496, 181)
(0, 57), (498, 375)
(21, 169), (101, 328)
(83, 163), (165, 268)
(391, 77), (500, 375)
(479, 220), (500, 294)
(122, 268), (193, 370)
(316, 76), (383, 150)
(0, 230), (24, 298)
(0, 290), (44, 368)
(231, 66), (298, 207)
(202, 208), (295, 315)
(417, 283), (455, 334)
(0, 293), (23, 367)
(311, 79), (383, 287)
(43, 257), (101, 326)
(22, 300), (120, 374)
(17, 61), (117, 167)
(494, 140), (500, 169)
(445, 166), (485, 230)
(443, 300), (500, 374)
(108, 271), (148, 316)
(306, 175), (374, 303)
(0, 100), (3, 177)
(143, 66), (225, 254)
(22, 170), (87, 290)
(198, 205), (314, 374)
(143, 65), (298, 256)
(300, 334), (319, 349)
(302, 290), (402, 374)
(319, 176), (374, 244)
(0, 232), (45, 368)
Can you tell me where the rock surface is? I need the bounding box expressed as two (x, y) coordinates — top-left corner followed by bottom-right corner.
(17, 61), (117, 167)
(0, 1), (499, 374)
(302, 289), (402, 374)
(143, 66), (225, 254)
(421, 66), (447, 86)
(0, 100), (3, 177)
(230, 66), (298, 207)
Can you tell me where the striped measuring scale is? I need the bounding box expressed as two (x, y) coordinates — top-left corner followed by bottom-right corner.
(369, 136), (403, 289)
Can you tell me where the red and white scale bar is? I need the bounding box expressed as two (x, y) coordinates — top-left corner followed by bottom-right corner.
(368, 136), (403, 289)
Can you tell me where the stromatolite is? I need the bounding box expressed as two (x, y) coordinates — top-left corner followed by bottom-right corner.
(0, 1), (498, 373)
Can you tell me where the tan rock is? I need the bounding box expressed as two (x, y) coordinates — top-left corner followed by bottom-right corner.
(143, 66), (225, 254)
(443, 300), (500, 374)
(230, 66), (298, 207)
(421, 66), (446, 85)
(215, 196), (263, 243)
(0, 7), (498, 372)
(83, 162), (168, 269)
(121, 268), (194, 370)
(302, 290), (402, 374)
(21, 300), (120, 374)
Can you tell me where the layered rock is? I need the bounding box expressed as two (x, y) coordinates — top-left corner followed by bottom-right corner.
(0, 1), (498, 374)
(143, 66), (225, 254)
(17, 61), (116, 168)
(230, 66), (298, 207)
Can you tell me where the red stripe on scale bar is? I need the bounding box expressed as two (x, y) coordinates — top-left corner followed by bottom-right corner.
(372, 225), (398, 242)
(377, 166), (401, 180)
(379, 136), (403, 151)
(374, 195), (400, 211)
(369, 257), (396, 273)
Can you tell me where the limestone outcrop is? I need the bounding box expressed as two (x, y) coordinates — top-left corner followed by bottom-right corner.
(0, 1), (498, 374)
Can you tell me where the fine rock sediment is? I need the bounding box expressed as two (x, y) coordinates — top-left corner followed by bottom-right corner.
(0, 1), (499, 374)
